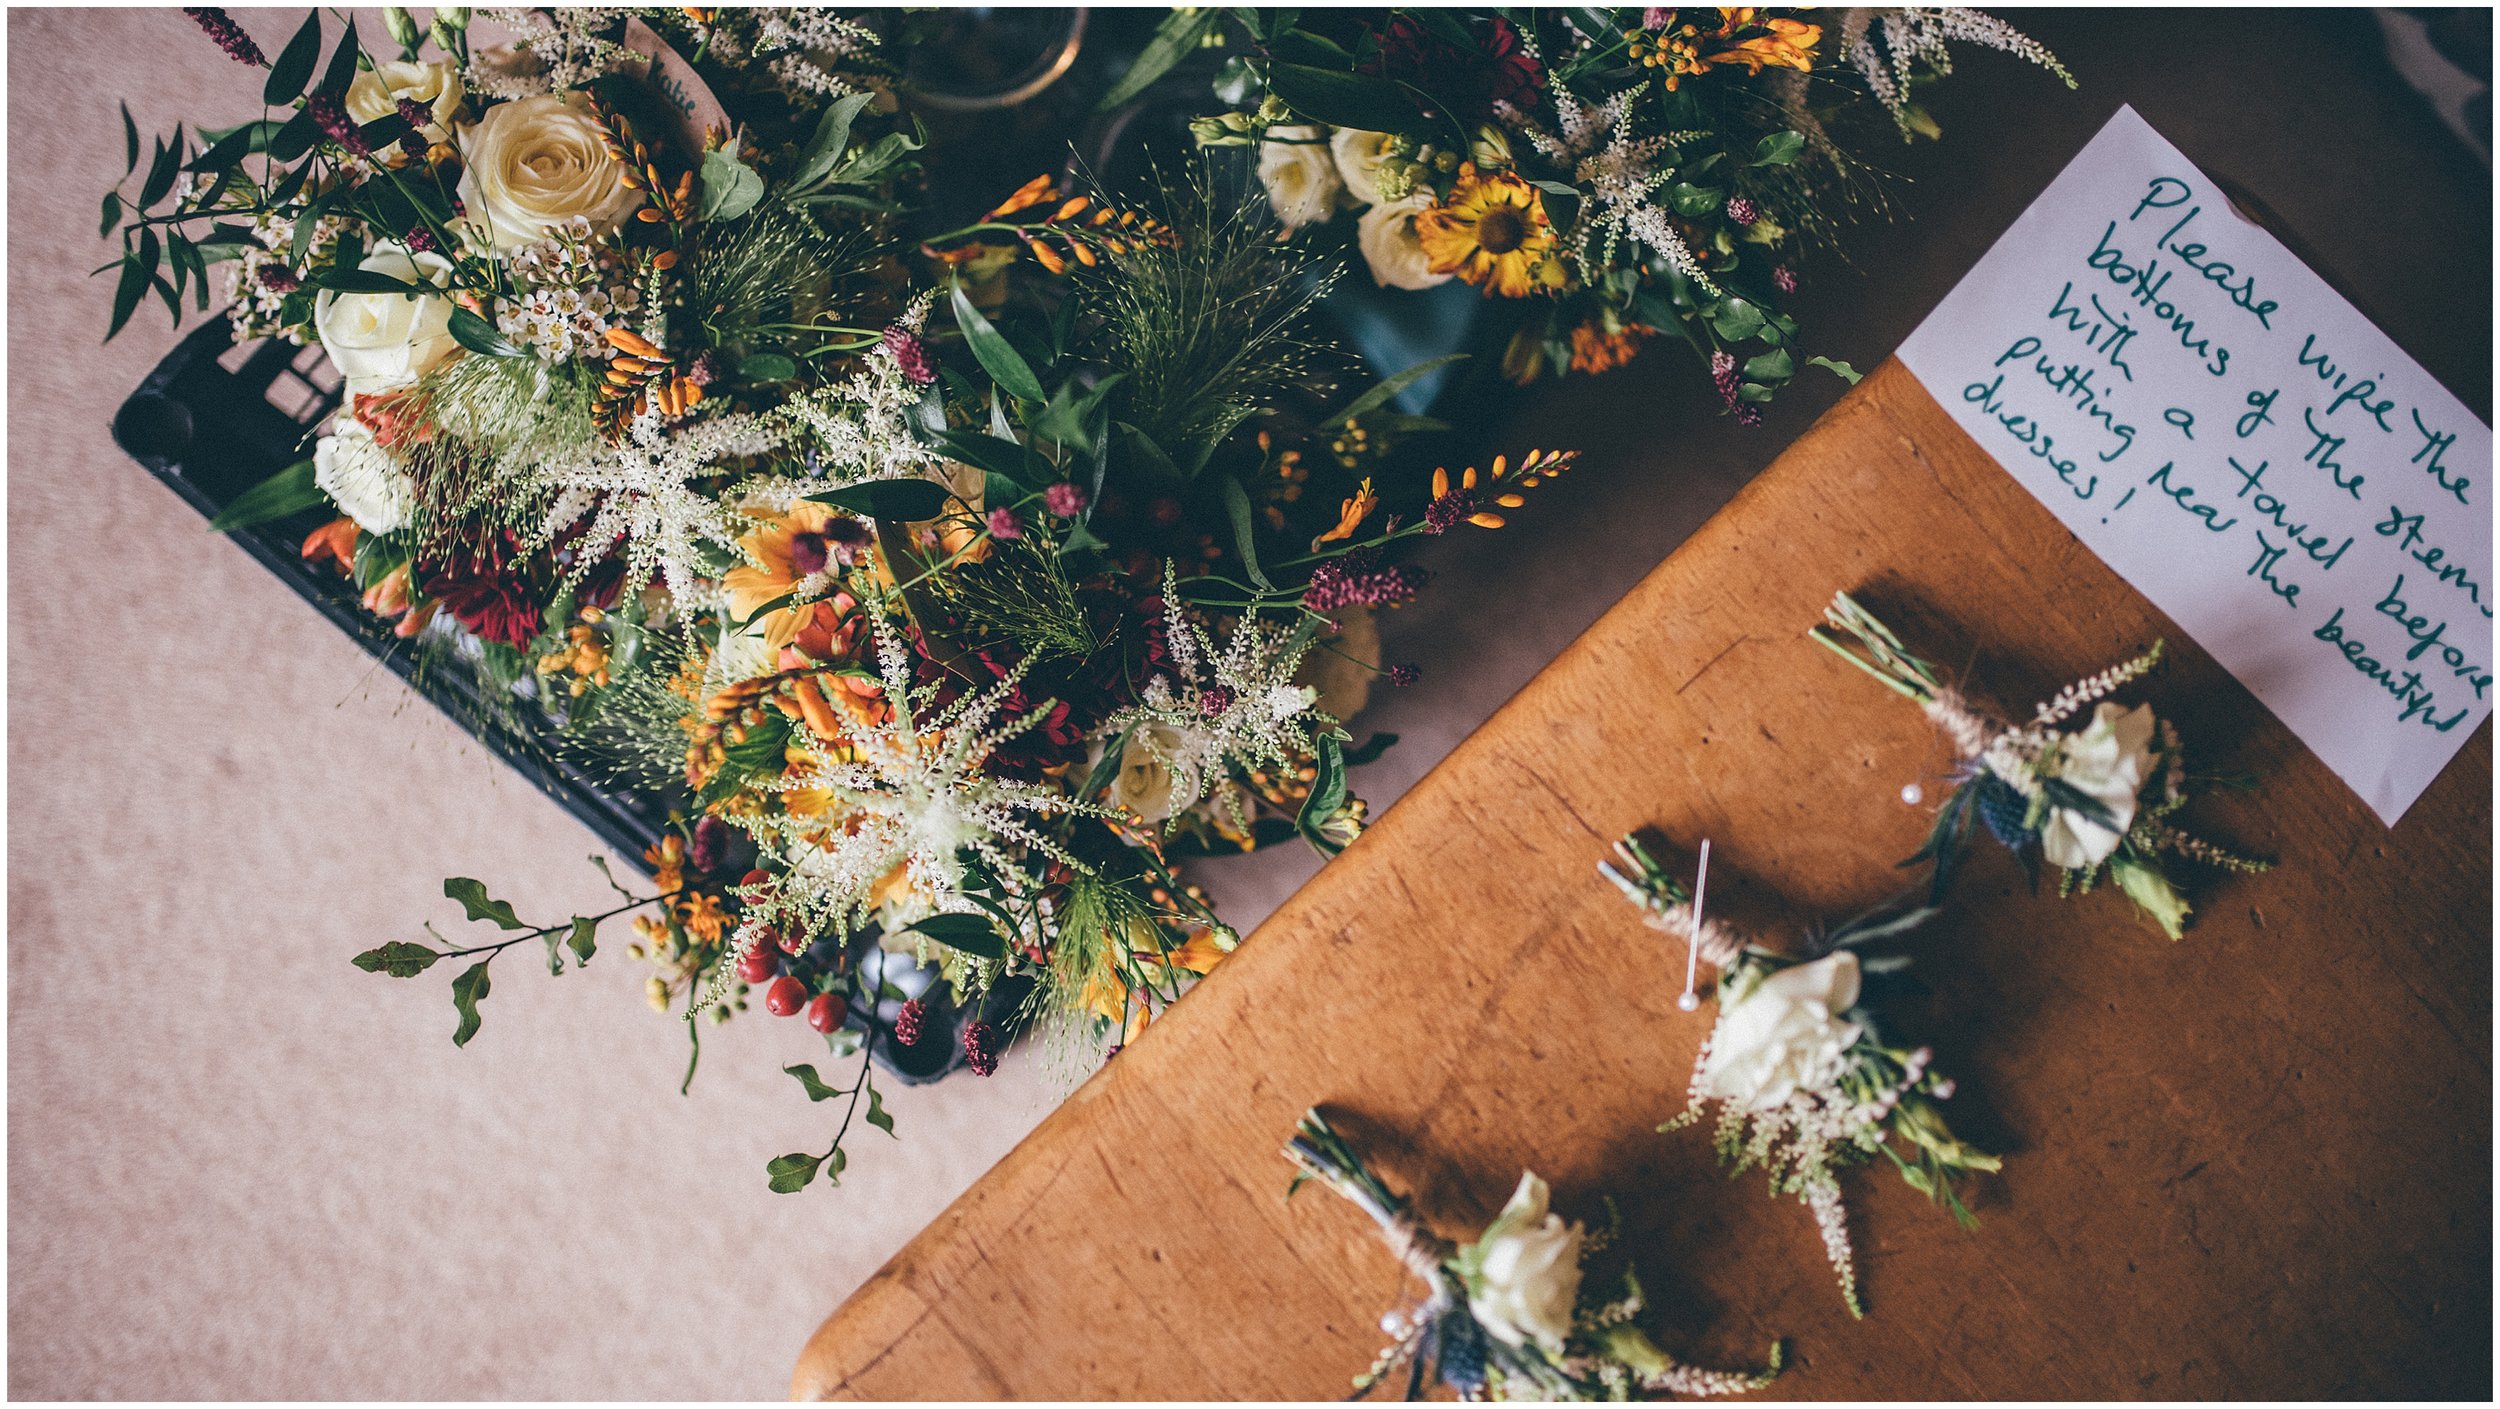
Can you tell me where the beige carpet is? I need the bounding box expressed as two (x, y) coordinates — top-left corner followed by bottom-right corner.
(9, 8), (2485, 1400)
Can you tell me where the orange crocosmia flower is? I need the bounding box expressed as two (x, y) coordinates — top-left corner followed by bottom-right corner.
(1315, 478), (1377, 544)
(301, 517), (359, 574)
(1707, 17), (1820, 76)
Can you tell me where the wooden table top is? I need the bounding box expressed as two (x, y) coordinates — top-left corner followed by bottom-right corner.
(792, 360), (2491, 1400)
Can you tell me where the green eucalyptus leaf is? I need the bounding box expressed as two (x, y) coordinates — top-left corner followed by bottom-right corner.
(121, 101), (138, 176)
(318, 20), (363, 100)
(1095, 7), (1223, 113)
(1321, 353), (1465, 428)
(1266, 62), (1424, 133)
(1808, 355), (1863, 385)
(1743, 347), (1795, 382)
(448, 308), (523, 357)
(313, 266), (422, 295)
(139, 137), (180, 209)
(697, 147), (765, 222)
(1297, 733), (1348, 836)
(352, 940), (440, 978)
(784, 1063), (844, 1102)
(1667, 182), (1723, 218)
(266, 13), (324, 105)
(792, 90), (876, 189)
(766, 1151), (823, 1193)
(1217, 472), (1270, 590)
(566, 916), (597, 965)
(950, 282), (1045, 404)
(864, 1086), (896, 1137)
(444, 877), (528, 931)
(740, 351), (799, 383)
(806, 477), (950, 521)
(98, 191), (123, 240)
(1708, 297), (1765, 342)
(450, 961), (491, 1047)
(1752, 130), (1806, 166)
(903, 913), (1005, 960)
(206, 458), (322, 531)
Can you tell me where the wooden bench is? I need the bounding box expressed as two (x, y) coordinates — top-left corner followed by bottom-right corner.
(792, 360), (2491, 1399)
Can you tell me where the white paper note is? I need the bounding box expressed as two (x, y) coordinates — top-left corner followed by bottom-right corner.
(1898, 106), (2491, 825)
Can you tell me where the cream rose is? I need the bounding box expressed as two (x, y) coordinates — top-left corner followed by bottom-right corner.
(1356, 194), (1453, 291)
(1700, 951), (1864, 1113)
(313, 418), (416, 535)
(1296, 604), (1381, 725)
(346, 59), (464, 142)
(313, 247), (460, 396)
(456, 94), (639, 252)
(2037, 701), (2159, 870)
(1107, 724), (1202, 823)
(1256, 126), (1344, 231)
(1464, 1172), (1585, 1352)
(1329, 127), (1399, 206)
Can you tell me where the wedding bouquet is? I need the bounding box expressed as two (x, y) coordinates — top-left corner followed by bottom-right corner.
(1163, 7), (2070, 404)
(108, 7), (1575, 1189)
(1285, 1110), (1784, 1401)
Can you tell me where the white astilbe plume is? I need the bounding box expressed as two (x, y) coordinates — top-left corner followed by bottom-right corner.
(525, 297), (941, 596)
(753, 8), (880, 100)
(1504, 56), (1720, 295)
(465, 8), (645, 99)
(696, 614), (1100, 1015)
(1839, 8), (2075, 138)
(1101, 569), (1325, 826)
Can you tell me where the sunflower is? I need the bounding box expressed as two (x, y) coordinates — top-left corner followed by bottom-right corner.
(1414, 165), (1565, 298)
(721, 502), (848, 651)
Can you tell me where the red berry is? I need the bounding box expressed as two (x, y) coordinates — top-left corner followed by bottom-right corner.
(805, 992), (848, 1034)
(740, 869), (770, 889)
(763, 975), (807, 1017)
(736, 945), (778, 985)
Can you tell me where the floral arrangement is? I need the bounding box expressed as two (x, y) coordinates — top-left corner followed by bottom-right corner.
(1165, 7), (2073, 402)
(1284, 1109), (1784, 1401)
(1602, 835), (1996, 1316)
(109, 7), (1578, 1190)
(1811, 592), (2271, 939)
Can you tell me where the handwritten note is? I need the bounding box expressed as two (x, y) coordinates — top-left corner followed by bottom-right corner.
(1899, 106), (2491, 825)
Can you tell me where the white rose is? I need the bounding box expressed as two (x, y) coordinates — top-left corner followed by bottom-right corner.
(1107, 724), (1200, 823)
(313, 246), (460, 396)
(1356, 194), (1453, 291)
(1256, 126), (1345, 232)
(1700, 951), (1864, 1113)
(1465, 1172), (1585, 1352)
(313, 418), (415, 535)
(345, 59), (464, 142)
(1329, 127), (1399, 206)
(2037, 702), (2159, 870)
(455, 94), (639, 252)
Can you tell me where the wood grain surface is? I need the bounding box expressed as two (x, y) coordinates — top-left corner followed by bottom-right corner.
(792, 360), (2492, 1400)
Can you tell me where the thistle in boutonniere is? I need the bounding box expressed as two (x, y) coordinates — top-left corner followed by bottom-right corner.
(1284, 1110), (1783, 1401)
(1811, 592), (2271, 939)
(1605, 837), (1997, 1317)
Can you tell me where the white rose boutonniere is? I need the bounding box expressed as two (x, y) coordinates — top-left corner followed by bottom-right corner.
(345, 59), (463, 143)
(313, 246), (460, 396)
(1461, 1171), (1586, 1352)
(313, 418), (416, 536)
(2034, 701), (2158, 870)
(456, 94), (640, 252)
(1356, 194), (1454, 291)
(1256, 125), (1344, 232)
(1698, 950), (1863, 1113)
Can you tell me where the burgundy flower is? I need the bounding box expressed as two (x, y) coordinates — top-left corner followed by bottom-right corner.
(1361, 15), (1544, 122)
(401, 225), (439, 254)
(1423, 486), (1477, 536)
(256, 264), (301, 294)
(1304, 550), (1426, 612)
(963, 1019), (1000, 1077)
(1773, 264), (1798, 294)
(882, 325), (936, 385)
(1726, 194), (1760, 227)
(985, 507), (1023, 541)
(184, 8), (265, 66)
(1044, 482), (1088, 518)
(1389, 663), (1421, 688)
(306, 91), (371, 158)
(688, 816), (733, 875)
(420, 534), (543, 648)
